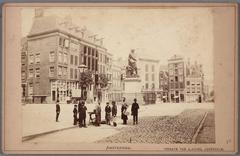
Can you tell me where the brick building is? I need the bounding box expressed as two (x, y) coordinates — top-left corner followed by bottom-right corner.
(21, 37), (28, 103)
(168, 55), (185, 103)
(185, 60), (204, 102)
(24, 10), (111, 103)
(159, 65), (169, 102)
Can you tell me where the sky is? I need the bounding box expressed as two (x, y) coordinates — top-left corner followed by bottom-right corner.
(21, 7), (214, 83)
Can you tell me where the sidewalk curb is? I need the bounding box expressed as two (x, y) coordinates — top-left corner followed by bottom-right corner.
(22, 126), (77, 142)
(191, 111), (208, 143)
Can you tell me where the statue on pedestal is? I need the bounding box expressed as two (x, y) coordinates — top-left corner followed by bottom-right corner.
(126, 49), (138, 78)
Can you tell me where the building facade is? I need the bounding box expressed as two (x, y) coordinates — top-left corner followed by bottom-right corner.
(24, 10), (110, 104)
(168, 55), (185, 103)
(108, 60), (124, 103)
(21, 37), (28, 103)
(138, 57), (160, 104)
(185, 60), (204, 102)
(159, 65), (169, 102)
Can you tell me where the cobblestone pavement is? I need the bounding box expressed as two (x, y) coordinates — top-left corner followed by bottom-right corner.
(96, 109), (212, 144)
(196, 111), (215, 143)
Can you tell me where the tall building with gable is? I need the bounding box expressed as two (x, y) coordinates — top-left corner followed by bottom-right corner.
(24, 9), (111, 103)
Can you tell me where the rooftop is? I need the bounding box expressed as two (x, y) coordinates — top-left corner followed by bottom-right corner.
(28, 15), (105, 48)
(168, 54), (184, 61)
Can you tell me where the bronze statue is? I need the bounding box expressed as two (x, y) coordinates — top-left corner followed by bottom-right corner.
(126, 49), (138, 77)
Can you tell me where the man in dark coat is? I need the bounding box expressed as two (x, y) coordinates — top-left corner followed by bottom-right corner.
(81, 101), (87, 127)
(56, 101), (60, 122)
(73, 105), (78, 125)
(112, 101), (117, 117)
(78, 100), (83, 127)
(131, 98), (139, 125)
(105, 102), (111, 125)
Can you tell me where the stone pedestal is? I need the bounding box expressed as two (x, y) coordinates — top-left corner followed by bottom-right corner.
(123, 77), (144, 105)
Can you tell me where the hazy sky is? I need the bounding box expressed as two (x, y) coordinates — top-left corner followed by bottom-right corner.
(22, 7), (214, 82)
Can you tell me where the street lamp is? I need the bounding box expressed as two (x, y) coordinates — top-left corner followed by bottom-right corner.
(78, 64), (87, 100)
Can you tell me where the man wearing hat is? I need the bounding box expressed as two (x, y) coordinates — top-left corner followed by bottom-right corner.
(131, 98), (139, 125)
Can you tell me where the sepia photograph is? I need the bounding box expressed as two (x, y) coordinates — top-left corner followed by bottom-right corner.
(21, 7), (215, 144)
(2, 2), (237, 154)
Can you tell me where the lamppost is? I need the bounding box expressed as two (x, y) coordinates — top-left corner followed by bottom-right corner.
(78, 64), (87, 100)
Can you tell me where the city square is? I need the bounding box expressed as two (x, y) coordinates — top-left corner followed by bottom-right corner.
(22, 102), (214, 144)
(21, 8), (215, 144)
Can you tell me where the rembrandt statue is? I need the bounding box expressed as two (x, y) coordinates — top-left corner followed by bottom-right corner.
(126, 49), (138, 78)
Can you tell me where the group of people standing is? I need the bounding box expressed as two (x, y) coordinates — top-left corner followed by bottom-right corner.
(55, 97), (140, 127)
(93, 97), (118, 126)
(121, 98), (140, 125)
(73, 100), (87, 128)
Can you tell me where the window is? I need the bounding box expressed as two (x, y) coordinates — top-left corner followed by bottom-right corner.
(152, 83), (155, 89)
(152, 65), (154, 72)
(92, 49), (95, 56)
(169, 64), (173, 69)
(64, 39), (69, 48)
(75, 69), (78, 79)
(145, 83), (149, 89)
(88, 47), (91, 55)
(35, 68), (40, 78)
(96, 50), (98, 57)
(35, 53), (40, 63)
(49, 67), (54, 77)
(145, 74), (148, 81)
(59, 37), (63, 46)
(180, 82), (184, 88)
(21, 72), (25, 80)
(70, 55), (74, 65)
(175, 76), (178, 82)
(70, 68), (73, 79)
(84, 46), (87, 54)
(187, 81), (190, 85)
(58, 52), (62, 63)
(169, 69), (173, 76)
(100, 53), (102, 62)
(95, 60), (98, 71)
(29, 54), (34, 64)
(63, 67), (67, 76)
(175, 69), (178, 75)
(145, 64), (148, 72)
(63, 53), (67, 64)
(29, 69), (33, 78)
(88, 58), (91, 69)
(152, 74), (154, 81)
(49, 51), (55, 62)
(58, 66), (62, 76)
(75, 56), (78, 65)
(28, 83), (33, 96)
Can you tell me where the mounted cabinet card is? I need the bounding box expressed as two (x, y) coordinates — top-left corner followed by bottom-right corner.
(2, 2), (238, 155)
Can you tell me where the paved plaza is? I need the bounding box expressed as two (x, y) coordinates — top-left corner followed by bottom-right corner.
(22, 102), (214, 144)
